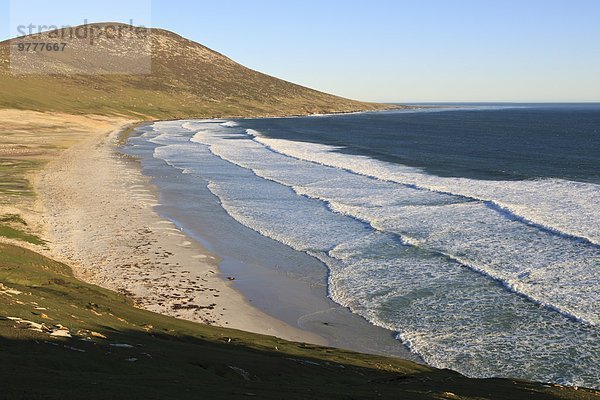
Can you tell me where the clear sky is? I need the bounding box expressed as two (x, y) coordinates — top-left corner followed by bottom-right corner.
(2, 0), (599, 103)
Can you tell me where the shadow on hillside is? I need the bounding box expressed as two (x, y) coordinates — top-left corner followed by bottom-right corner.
(0, 327), (584, 400)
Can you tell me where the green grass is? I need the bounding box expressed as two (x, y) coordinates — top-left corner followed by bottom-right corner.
(0, 224), (45, 245)
(0, 214), (27, 225)
(0, 214), (44, 245)
(0, 158), (41, 201)
(0, 243), (597, 399)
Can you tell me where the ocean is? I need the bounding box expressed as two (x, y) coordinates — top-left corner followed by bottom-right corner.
(124, 104), (599, 388)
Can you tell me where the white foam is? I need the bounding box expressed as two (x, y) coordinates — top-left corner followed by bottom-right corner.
(181, 120), (227, 131)
(147, 119), (600, 388)
(220, 121), (239, 127)
(247, 130), (600, 246)
(190, 126), (600, 326)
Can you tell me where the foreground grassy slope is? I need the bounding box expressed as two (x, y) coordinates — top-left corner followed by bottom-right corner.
(0, 242), (596, 399)
(0, 24), (392, 119)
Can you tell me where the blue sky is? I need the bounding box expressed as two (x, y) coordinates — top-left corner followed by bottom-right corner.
(2, 0), (599, 102)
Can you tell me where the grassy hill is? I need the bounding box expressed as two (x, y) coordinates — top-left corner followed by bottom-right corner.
(0, 23), (392, 119)
(1, 240), (596, 400)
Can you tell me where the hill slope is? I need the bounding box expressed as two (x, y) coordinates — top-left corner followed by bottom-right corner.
(1, 242), (595, 399)
(0, 23), (392, 119)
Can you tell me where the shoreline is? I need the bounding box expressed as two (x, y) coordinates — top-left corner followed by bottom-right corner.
(123, 120), (419, 360)
(34, 122), (325, 345)
(0, 108), (418, 357)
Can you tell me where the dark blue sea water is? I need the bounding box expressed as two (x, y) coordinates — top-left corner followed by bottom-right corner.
(241, 104), (600, 183)
(127, 104), (600, 388)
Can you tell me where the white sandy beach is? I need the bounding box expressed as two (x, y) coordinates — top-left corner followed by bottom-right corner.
(4, 113), (325, 344)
